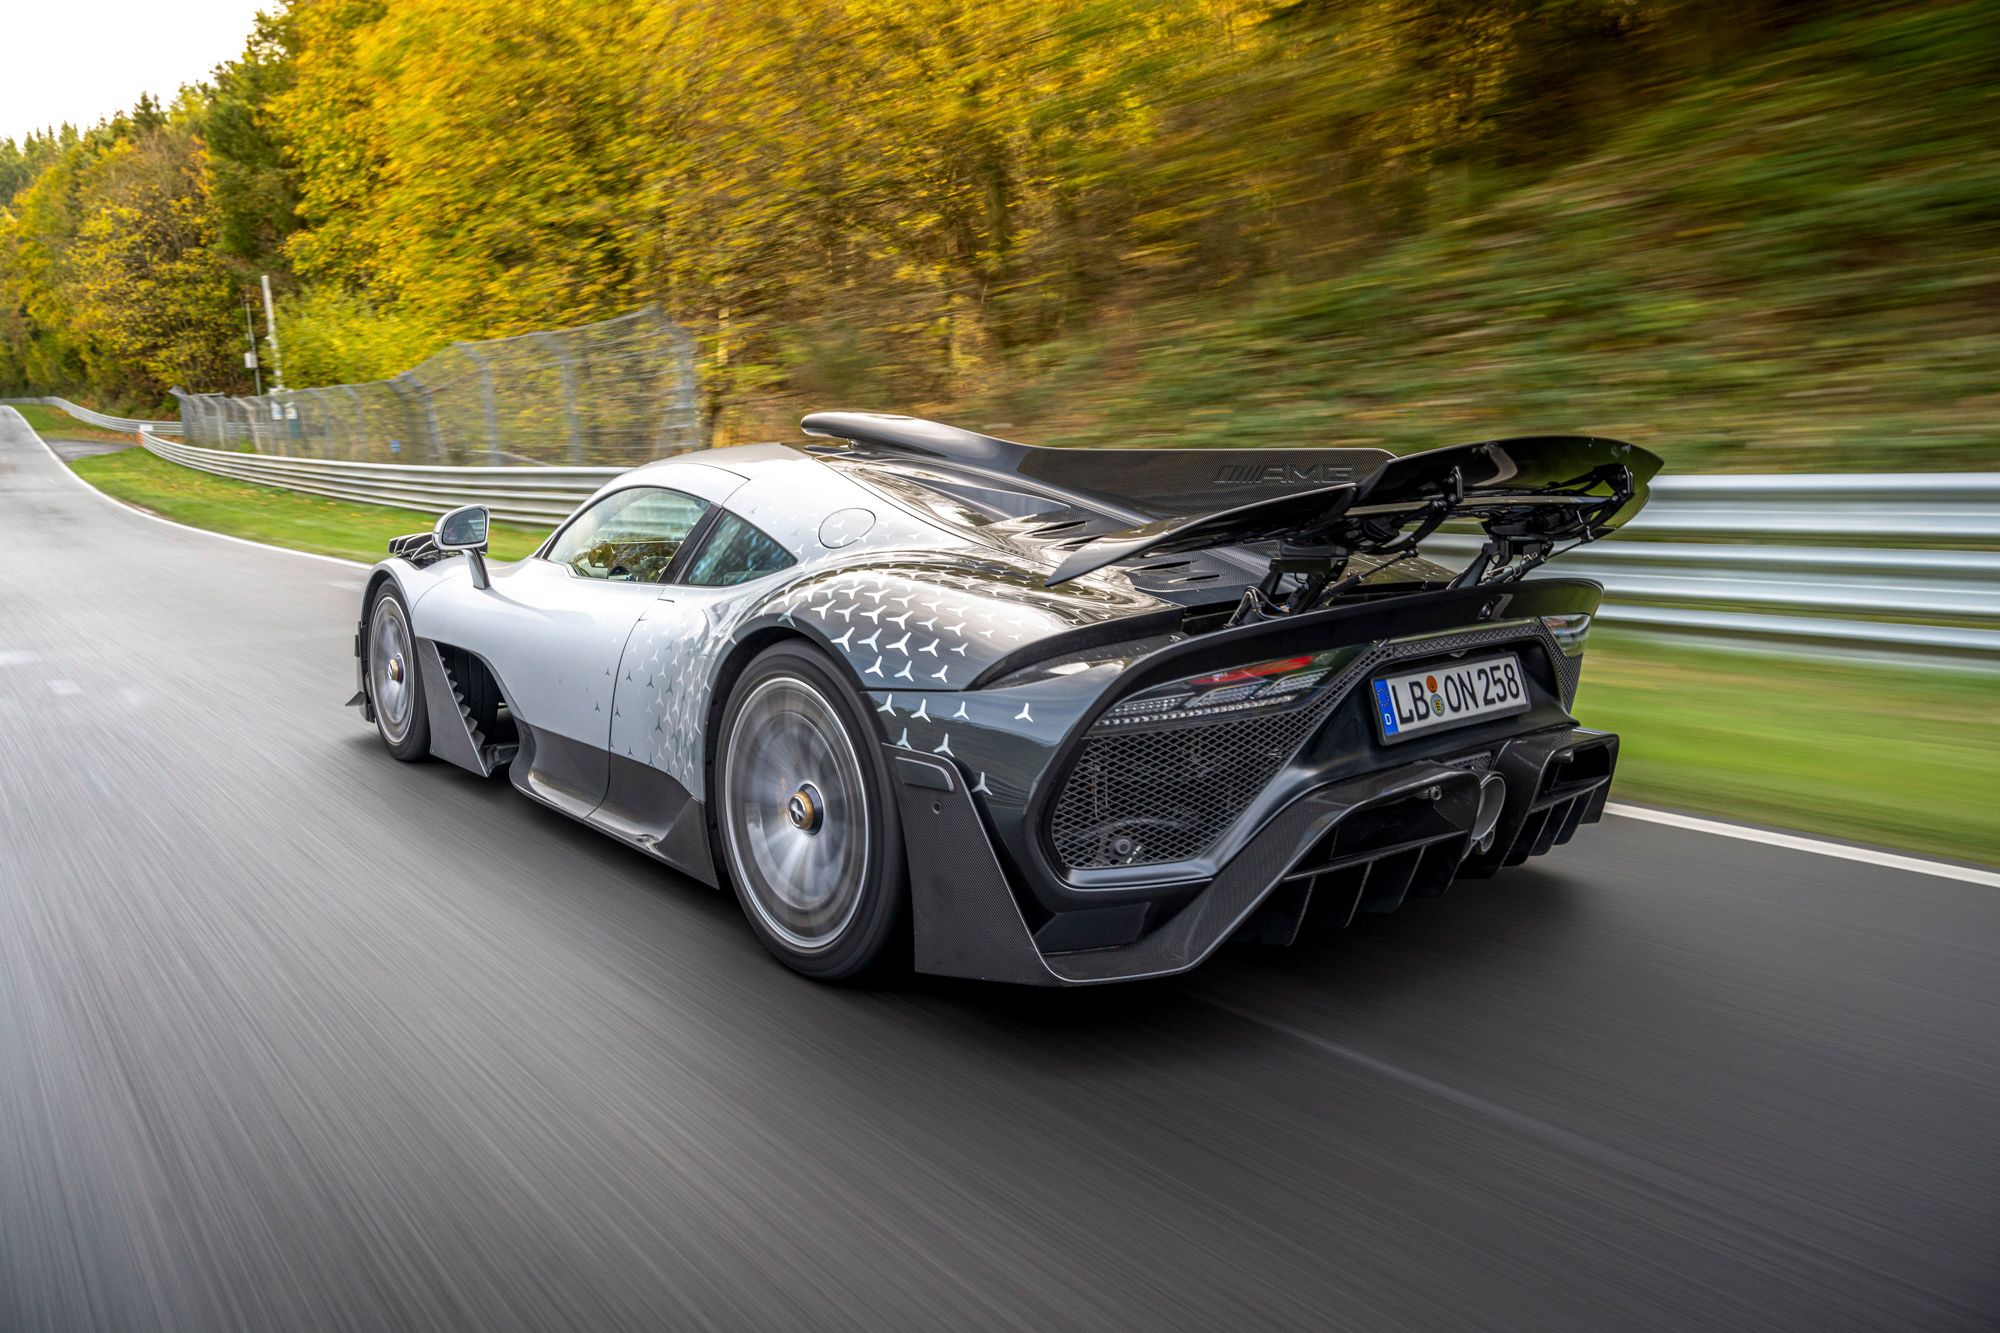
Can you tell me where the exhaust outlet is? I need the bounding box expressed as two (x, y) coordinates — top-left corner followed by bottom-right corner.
(1471, 773), (1508, 852)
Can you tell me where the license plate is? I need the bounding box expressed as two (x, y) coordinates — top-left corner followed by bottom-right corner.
(1371, 653), (1528, 743)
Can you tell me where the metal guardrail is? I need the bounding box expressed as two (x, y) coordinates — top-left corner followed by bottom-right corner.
(133, 429), (1999, 662)
(140, 429), (618, 526)
(1422, 535), (2000, 658)
(2, 396), (183, 436)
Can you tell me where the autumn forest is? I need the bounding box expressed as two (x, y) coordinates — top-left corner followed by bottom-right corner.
(2, 1), (1995, 467)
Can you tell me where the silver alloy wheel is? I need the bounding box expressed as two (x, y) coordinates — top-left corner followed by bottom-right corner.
(369, 596), (416, 744)
(721, 673), (871, 953)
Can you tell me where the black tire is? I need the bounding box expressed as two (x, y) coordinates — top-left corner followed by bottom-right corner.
(713, 641), (908, 980)
(366, 585), (431, 762)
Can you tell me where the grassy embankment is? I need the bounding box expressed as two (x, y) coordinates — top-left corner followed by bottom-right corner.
(971, 3), (2000, 475)
(1579, 633), (1998, 868)
(69, 446), (548, 564)
(14, 402), (136, 444)
(62, 446), (2000, 866)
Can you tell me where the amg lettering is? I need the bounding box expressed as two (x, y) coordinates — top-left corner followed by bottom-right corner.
(1213, 462), (1356, 487)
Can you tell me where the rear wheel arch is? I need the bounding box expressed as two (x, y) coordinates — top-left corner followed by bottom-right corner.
(700, 623), (891, 797)
(709, 637), (910, 978)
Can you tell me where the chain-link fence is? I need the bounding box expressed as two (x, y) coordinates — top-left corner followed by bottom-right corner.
(173, 306), (700, 467)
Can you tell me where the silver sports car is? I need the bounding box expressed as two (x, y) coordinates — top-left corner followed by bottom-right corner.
(352, 413), (1659, 984)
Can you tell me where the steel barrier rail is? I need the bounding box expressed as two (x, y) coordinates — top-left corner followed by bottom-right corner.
(1420, 537), (2000, 623)
(141, 430), (618, 525)
(134, 430), (1999, 661)
(3, 396), (183, 436)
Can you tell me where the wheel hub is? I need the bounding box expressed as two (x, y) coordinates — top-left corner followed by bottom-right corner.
(387, 655), (405, 684)
(786, 782), (824, 834)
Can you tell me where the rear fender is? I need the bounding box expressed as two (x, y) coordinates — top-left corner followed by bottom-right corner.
(742, 554), (1168, 694)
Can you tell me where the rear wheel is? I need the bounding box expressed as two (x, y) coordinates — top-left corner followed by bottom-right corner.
(714, 642), (907, 979)
(367, 586), (430, 761)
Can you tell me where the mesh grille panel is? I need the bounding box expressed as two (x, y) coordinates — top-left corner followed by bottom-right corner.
(1049, 704), (1336, 870)
(1047, 621), (1566, 872)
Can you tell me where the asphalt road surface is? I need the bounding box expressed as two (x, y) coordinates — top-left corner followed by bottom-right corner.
(2, 412), (1995, 1331)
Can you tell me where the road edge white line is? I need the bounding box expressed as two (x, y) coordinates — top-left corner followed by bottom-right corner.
(5, 406), (370, 571)
(1606, 803), (2000, 888)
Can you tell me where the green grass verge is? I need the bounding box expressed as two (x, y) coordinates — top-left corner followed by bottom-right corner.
(1578, 631), (2000, 867)
(68, 447), (549, 564)
(14, 403), (135, 444)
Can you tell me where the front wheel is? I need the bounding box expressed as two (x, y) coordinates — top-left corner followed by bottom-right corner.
(367, 586), (430, 761)
(714, 642), (907, 980)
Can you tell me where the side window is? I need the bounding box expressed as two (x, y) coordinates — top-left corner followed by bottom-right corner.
(544, 487), (708, 583)
(680, 511), (796, 587)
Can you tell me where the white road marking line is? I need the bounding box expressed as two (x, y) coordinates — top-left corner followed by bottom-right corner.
(5, 408), (369, 570)
(47, 680), (81, 696)
(1607, 803), (2000, 889)
(0, 650), (39, 667)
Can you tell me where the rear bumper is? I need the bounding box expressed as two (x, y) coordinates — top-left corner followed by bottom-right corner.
(889, 724), (1617, 985)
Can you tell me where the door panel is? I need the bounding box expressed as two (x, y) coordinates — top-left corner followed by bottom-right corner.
(413, 558), (659, 807)
(411, 480), (728, 809)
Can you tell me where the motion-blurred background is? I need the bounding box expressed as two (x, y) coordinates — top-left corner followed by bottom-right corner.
(4, 0), (1997, 863)
(4, 8), (2000, 1328)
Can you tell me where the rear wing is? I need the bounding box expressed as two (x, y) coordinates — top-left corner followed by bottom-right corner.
(1046, 434), (1660, 585)
(800, 411), (1391, 520)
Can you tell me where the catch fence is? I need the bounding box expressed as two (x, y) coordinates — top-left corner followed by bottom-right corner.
(171, 306), (699, 467)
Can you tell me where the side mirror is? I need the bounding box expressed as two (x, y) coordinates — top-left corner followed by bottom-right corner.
(434, 504), (489, 552)
(434, 505), (491, 588)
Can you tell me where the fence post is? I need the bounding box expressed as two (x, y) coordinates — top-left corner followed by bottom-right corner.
(394, 371), (448, 464)
(534, 331), (585, 463)
(304, 389), (332, 458)
(675, 321), (700, 453)
(456, 341), (504, 464)
(237, 397), (263, 453)
(343, 385), (368, 459)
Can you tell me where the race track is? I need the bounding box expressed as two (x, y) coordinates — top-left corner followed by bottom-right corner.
(3, 411), (1995, 1331)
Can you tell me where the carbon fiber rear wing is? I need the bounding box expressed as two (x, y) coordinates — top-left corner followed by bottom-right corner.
(799, 411), (1392, 521)
(1044, 434), (1661, 587)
